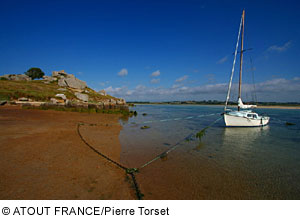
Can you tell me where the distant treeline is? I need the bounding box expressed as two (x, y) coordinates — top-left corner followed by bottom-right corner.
(127, 100), (300, 106)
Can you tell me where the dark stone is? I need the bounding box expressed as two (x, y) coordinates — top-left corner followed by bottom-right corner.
(0, 100), (7, 106)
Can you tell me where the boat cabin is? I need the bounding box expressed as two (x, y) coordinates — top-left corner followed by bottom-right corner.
(246, 113), (258, 119)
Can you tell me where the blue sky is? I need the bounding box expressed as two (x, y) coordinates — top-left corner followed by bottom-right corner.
(0, 0), (300, 102)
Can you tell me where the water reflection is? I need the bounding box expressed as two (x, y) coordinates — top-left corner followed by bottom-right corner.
(222, 126), (270, 147)
(218, 125), (271, 168)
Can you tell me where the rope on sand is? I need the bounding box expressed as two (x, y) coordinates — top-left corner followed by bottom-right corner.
(138, 116), (223, 170)
(77, 123), (144, 200)
(76, 115), (223, 199)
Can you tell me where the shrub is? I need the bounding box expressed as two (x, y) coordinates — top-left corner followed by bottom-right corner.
(25, 67), (45, 80)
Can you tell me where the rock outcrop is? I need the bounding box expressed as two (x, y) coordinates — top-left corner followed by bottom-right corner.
(74, 92), (89, 102)
(1, 74), (31, 81)
(42, 75), (55, 82)
(64, 77), (87, 90)
(117, 98), (126, 105)
(58, 78), (68, 87)
(51, 70), (87, 90)
(55, 94), (67, 100)
(2, 69), (128, 111)
(0, 100), (7, 106)
(99, 90), (107, 96)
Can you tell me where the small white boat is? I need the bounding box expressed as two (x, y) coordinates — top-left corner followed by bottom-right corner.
(223, 10), (270, 127)
(224, 110), (269, 127)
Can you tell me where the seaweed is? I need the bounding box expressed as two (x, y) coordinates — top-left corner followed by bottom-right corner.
(195, 127), (208, 141)
(286, 122), (296, 126)
(160, 152), (168, 161)
(129, 110), (138, 116)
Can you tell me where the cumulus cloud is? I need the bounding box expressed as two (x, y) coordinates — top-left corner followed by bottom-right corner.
(267, 41), (292, 52)
(151, 70), (160, 77)
(118, 68), (128, 76)
(175, 75), (188, 83)
(150, 78), (160, 84)
(172, 84), (180, 89)
(104, 77), (300, 102)
(105, 86), (123, 93)
(217, 55), (228, 64)
(135, 84), (147, 90)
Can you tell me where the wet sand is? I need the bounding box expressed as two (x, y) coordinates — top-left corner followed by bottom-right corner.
(120, 132), (262, 199)
(0, 105), (135, 199)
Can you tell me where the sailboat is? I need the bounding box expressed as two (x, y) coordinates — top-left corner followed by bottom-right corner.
(223, 10), (270, 127)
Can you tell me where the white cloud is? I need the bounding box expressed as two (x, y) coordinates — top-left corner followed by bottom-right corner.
(126, 90), (133, 95)
(105, 86), (127, 94)
(104, 77), (300, 102)
(175, 75), (188, 83)
(136, 84), (146, 90)
(151, 78), (160, 84)
(267, 41), (292, 52)
(172, 84), (180, 89)
(151, 70), (160, 77)
(217, 55), (228, 64)
(118, 68), (128, 76)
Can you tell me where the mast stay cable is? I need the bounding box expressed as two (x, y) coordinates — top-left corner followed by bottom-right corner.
(224, 12), (243, 111)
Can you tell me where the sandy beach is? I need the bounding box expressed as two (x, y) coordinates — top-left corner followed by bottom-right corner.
(0, 105), (135, 199)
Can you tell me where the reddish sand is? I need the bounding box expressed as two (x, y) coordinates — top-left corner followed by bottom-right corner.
(0, 105), (135, 199)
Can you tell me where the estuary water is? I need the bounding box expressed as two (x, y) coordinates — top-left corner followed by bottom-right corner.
(119, 105), (300, 199)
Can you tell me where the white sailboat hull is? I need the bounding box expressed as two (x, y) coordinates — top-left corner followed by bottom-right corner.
(224, 113), (269, 127)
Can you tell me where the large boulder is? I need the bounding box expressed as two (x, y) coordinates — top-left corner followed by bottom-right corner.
(0, 100), (7, 106)
(53, 70), (87, 90)
(50, 98), (58, 104)
(110, 99), (117, 105)
(55, 94), (67, 100)
(1, 74), (31, 81)
(99, 89), (107, 96)
(64, 77), (87, 90)
(18, 97), (29, 101)
(116, 98), (126, 105)
(52, 70), (67, 78)
(75, 92), (89, 102)
(101, 99), (110, 106)
(58, 78), (68, 87)
(42, 75), (55, 82)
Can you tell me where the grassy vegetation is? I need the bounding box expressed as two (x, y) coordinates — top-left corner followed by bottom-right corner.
(84, 87), (116, 102)
(0, 79), (116, 102)
(0, 80), (74, 101)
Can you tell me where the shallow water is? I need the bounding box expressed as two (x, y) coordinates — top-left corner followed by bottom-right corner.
(119, 105), (300, 199)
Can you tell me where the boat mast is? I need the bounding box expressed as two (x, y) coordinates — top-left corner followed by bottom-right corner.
(238, 9), (245, 111)
(224, 11), (243, 111)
